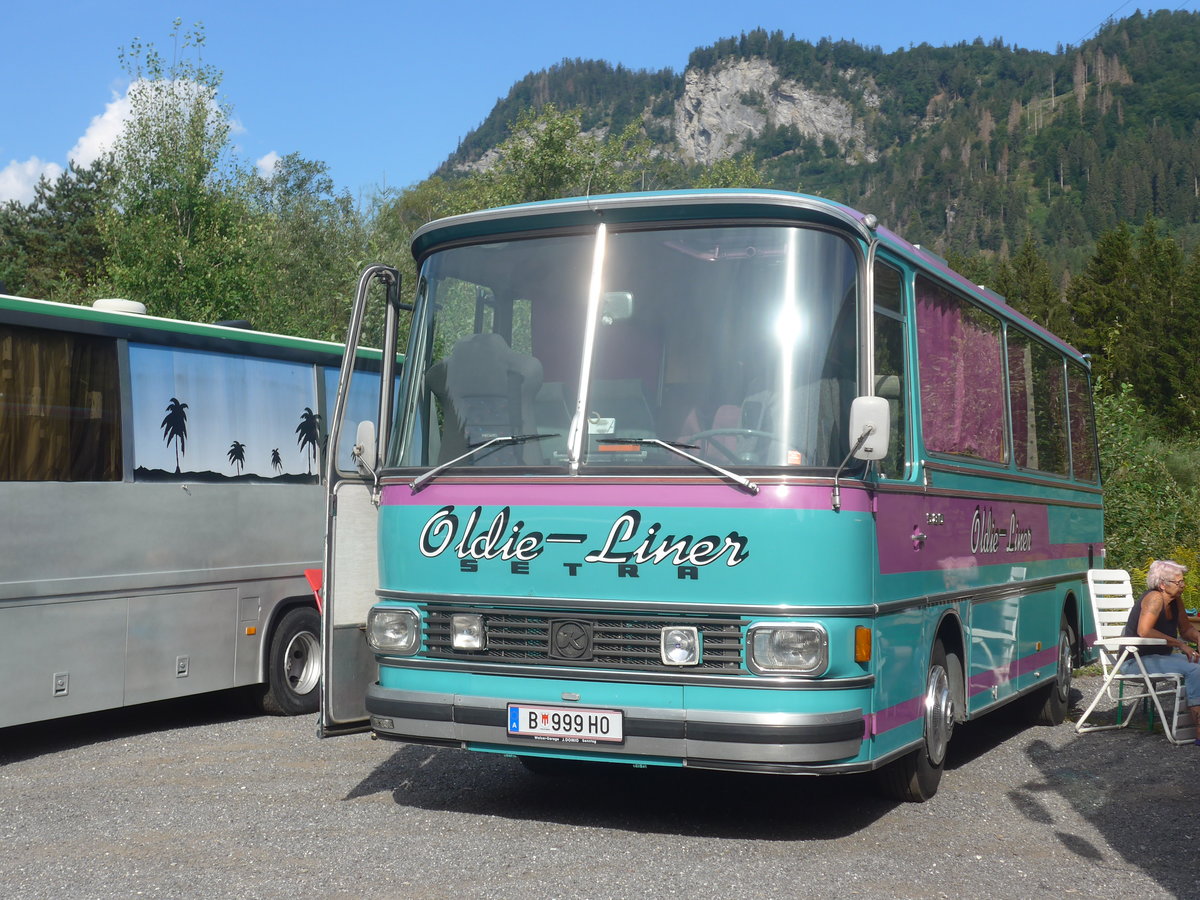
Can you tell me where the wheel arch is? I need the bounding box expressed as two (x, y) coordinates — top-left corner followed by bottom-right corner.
(258, 594), (320, 683)
(1061, 587), (1082, 665)
(933, 609), (967, 724)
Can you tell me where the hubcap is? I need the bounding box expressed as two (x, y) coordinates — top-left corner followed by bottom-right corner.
(924, 664), (953, 766)
(284, 630), (321, 694)
(1054, 632), (1072, 701)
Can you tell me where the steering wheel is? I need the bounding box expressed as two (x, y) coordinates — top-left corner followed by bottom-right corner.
(687, 428), (779, 465)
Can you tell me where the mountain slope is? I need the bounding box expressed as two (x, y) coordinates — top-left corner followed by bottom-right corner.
(440, 10), (1200, 265)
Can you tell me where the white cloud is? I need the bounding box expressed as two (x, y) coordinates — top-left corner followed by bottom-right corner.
(0, 87), (130, 204)
(256, 151), (281, 179)
(0, 158), (63, 204)
(68, 89), (133, 168)
(1, 79), (238, 205)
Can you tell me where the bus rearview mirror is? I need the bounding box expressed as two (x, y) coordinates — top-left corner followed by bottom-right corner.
(601, 291), (633, 323)
(850, 396), (890, 461)
(353, 420), (378, 474)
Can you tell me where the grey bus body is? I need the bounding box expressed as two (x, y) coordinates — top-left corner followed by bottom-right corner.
(0, 294), (372, 729)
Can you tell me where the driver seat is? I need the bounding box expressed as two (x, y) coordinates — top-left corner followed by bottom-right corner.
(426, 333), (543, 464)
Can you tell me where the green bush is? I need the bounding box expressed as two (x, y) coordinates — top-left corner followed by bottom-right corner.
(1098, 382), (1200, 576)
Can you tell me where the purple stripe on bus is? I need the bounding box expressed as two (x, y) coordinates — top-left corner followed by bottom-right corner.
(381, 481), (872, 512)
(868, 696), (925, 736)
(871, 644), (1067, 735)
(875, 491), (1092, 575)
(967, 644), (1061, 697)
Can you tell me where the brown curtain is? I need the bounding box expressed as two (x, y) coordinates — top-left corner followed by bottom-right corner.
(0, 324), (121, 481)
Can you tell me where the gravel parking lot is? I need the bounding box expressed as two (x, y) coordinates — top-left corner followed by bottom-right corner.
(1, 674), (1196, 900)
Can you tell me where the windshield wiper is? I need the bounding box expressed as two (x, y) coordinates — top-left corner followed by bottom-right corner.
(602, 437), (759, 495)
(410, 434), (557, 493)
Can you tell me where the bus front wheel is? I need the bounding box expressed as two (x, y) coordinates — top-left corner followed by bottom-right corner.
(257, 606), (321, 716)
(878, 640), (955, 803)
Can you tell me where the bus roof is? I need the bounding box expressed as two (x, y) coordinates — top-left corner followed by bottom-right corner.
(409, 189), (875, 260)
(409, 189), (1086, 365)
(0, 292), (376, 361)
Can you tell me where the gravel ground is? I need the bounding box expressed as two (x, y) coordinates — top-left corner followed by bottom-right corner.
(1, 674), (1197, 900)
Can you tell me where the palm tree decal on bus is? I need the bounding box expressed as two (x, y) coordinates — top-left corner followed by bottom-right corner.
(161, 397), (189, 474)
(271, 448), (282, 474)
(296, 408), (321, 475)
(227, 440), (246, 476)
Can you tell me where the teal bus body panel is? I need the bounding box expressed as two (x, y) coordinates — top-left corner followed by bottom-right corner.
(381, 484), (872, 607)
(364, 474), (1097, 771)
(362, 480), (1099, 777)
(370, 480), (890, 768)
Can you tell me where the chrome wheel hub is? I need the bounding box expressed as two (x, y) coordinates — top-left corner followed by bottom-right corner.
(284, 630), (321, 694)
(1054, 632), (1072, 700)
(924, 664), (953, 766)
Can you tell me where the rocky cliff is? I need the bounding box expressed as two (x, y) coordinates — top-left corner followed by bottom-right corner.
(671, 58), (878, 166)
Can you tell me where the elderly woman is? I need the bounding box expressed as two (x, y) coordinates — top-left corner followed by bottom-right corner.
(1122, 560), (1200, 742)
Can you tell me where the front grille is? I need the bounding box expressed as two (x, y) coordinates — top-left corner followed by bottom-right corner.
(424, 606), (747, 672)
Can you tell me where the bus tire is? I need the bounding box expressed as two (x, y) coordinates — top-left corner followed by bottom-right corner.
(1029, 616), (1074, 726)
(878, 640), (955, 803)
(257, 606), (321, 716)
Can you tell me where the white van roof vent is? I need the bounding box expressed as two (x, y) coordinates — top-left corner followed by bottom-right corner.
(92, 298), (148, 315)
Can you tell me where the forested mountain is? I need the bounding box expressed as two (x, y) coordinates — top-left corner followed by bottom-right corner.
(443, 9), (1200, 271)
(2, 13), (1198, 571)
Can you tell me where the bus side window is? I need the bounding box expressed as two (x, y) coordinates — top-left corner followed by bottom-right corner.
(1007, 329), (1069, 476)
(873, 263), (907, 479)
(1067, 362), (1099, 482)
(0, 324), (121, 482)
(915, 275), (1006, 464)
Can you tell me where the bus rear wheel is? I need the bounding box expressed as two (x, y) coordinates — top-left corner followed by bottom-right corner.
(1028, 616), (1074, 726)
(878, 640), (955, 803)
(257, 606), (321, 716)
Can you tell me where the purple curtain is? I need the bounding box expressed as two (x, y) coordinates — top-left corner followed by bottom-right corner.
(915, 277), (1006, 462)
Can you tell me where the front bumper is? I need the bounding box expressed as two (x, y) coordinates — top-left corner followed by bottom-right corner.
(365, 683), (865, 772)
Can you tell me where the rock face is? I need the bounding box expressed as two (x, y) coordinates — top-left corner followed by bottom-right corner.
(672, 58), (877, 165)
(455, 56), (883, 175)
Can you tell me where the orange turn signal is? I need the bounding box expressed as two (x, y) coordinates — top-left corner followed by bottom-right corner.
(854, 626), (872, 663)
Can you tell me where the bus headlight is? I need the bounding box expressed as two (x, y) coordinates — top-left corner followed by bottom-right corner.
(451, 613), (486, 651)
(661, 626), (700, 665)
(747, 624), (828, 675)
(367, 607), (420, 655)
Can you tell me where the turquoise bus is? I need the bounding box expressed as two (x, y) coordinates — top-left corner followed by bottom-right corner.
(320, 191), (1103, 801)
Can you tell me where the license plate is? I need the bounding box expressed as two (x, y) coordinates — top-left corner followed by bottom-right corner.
(506, 703), (624, 744)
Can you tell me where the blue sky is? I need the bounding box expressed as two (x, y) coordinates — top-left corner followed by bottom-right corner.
(1, 1), (1192, 205)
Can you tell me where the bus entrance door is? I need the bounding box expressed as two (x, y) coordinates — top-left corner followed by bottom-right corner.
(319, 265), (402, 738)
(319, 474), (379, 736)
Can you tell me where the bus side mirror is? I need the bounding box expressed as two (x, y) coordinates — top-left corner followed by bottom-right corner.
(849, 396), (890, 461)
(352, 420), (378, 476)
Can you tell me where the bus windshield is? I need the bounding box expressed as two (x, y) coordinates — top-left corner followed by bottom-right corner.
(393, 223), (859, 472)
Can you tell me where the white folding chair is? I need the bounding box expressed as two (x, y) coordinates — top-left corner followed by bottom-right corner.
(1076, 569), (1190, 744)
